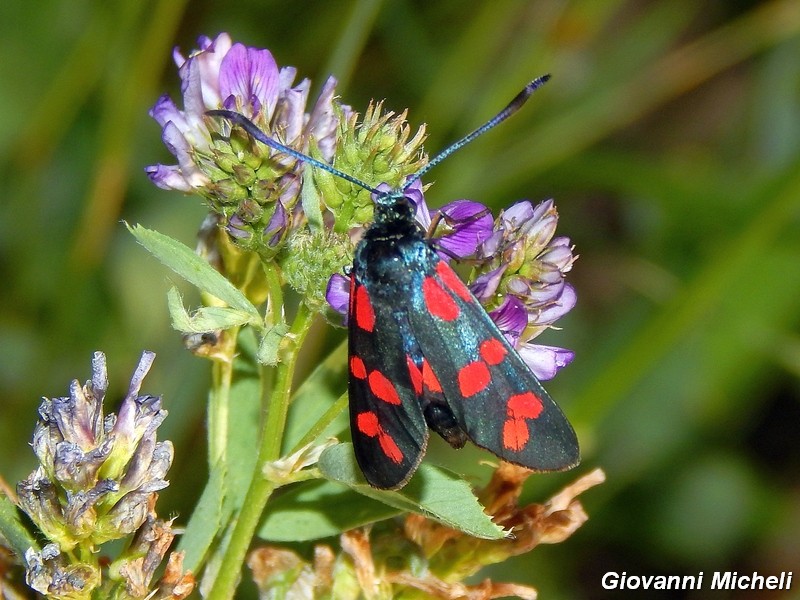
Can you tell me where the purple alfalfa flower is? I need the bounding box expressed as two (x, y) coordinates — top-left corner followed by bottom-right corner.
(474, 198), (577, 380)
(326, 273), (350, 322)
(373, 179), (493, 259)
(421, 201), (494, 260)
(146, 32), (341, 199)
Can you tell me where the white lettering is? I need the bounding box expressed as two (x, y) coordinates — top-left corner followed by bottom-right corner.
(603, 572), (714, 590)
(711, 572), (793, 590)
(712, 571), (732, 589)
(601, 572), (619, 590)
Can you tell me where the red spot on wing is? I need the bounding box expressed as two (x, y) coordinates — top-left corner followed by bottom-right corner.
(407, 356), (423, 395)
(356, 411), (404, 464)
(368, 370), (401, 405)
(457, 361), (490, 397)
(422, 276), (459, 321)
(507, 392), (543, 420)
(350, 356), (367, 380)
(436, 261), (473, 302)
(356, 411), (380, 436)
(408, 356), (443, 395)
(479, 338), (507, 365)
(501, 392), (544, 452)
(422, 359), (442, 393)
(378, 433), (404, 464)
(354, 284), (375, 332)
(502, 418), (530, 451)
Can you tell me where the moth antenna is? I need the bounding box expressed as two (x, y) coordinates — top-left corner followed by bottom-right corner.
(207, 109), (381, 195)
(209, 73), (548, 200)
(406, 74), (551, 188)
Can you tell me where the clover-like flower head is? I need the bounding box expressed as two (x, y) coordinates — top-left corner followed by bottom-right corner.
(146, 33), (344, 257)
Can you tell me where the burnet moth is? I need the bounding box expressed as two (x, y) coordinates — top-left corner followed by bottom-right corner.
(210, 74), (579, 489)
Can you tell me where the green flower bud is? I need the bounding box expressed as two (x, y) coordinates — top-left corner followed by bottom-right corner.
(314, 102), (428, 230)
(282, 229), (353, 313)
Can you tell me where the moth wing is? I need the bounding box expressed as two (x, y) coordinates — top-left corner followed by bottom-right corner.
(348, 275), (429, 489)
(407, 257), (579, 471)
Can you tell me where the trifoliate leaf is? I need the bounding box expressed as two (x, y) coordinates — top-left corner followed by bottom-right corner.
(167, 287), (256, 333)
(128, 224), (260, 320)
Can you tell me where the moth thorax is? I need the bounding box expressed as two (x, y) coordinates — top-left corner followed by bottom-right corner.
(373, 193), (415, 224)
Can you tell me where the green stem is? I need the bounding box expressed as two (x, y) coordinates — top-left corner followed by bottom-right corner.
(263, 263), (284, 329)
(206, 303), (315, 600)
(208, 327), (240, 465)
(290, 391), (349, 454)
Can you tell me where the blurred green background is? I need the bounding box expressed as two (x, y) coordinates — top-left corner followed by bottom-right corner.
(2, 0), (799, 598)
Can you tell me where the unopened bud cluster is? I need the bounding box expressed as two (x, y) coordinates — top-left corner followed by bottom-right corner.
(314, 102), (429, 231)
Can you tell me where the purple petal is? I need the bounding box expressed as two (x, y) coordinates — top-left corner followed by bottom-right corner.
(149, 95), (184, 129)
(478, 230), (503, 259)
(518, 344), (574, 381)
(196, 34), (232, 105)
(178, 55), (206, 123)
(173, 45), (187, 68)
(325, 274), (350, 322)
(402, 179), (428, 226)
(226, 214), (251, 240)
(433, 199), (493, 258)
(219, 44), (279, 117)
(196, 34), (219, 53)
(528, 198), (555, 225)
(526, 213), (559, 250)
(531, 282), (576, 325)
(502, 199), (557, 249)
(278, 66), (298, 89)
(539, 236), (574, 271)
(489, 295), (527, 345)
(501, 200), (535, 229)
(507, 276), (564, 310)
(278, 173), (301, 206)
(161, 122), (193, 172)
(145, 164), (193, 192)
(263, 201), (288, 247)
(157, 122), (210, 189)
(276, 79), (310, 144)
(306, 76), (340, 161)
(469, 265), (506, 302)
(176, 33), (232, 110)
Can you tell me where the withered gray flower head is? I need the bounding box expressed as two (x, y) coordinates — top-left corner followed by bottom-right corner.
(17, 351), (173, 551)
(25, 544), (100, 600)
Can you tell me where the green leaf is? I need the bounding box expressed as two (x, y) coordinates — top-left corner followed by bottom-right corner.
(128, 224), (260, 319)
(225, 327), (263, 511)
(256, 322), (290, 366)
(0, 495), (38, 562)
(167, 287), (256, 333)
(283, 338), (349, 453)
(258, 479), (401, 542)
(318, 443), (506, 540)
(177, 463), (226, 572)
(178, 329), (262, 572)
(300, 163), (324, 231)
